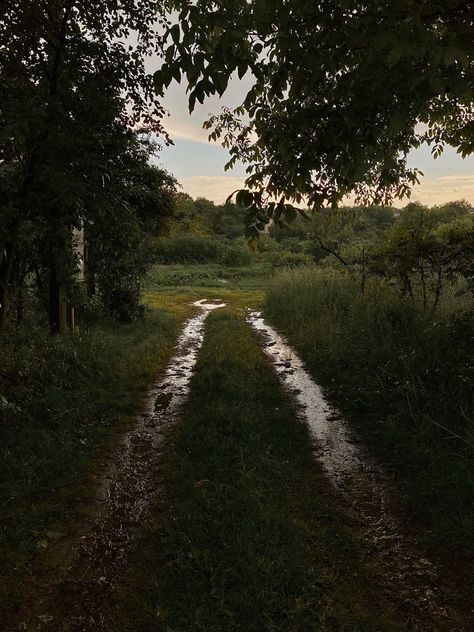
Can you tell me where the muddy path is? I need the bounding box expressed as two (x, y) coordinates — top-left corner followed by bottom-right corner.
(248, 311), (471, 632)
(8, 300), (225, 632)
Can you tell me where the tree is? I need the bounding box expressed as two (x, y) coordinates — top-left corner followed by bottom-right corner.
(0, 0), (170, 330)
(158, 0), (474, 232)
(370, 204), (474, 311)
(85, 132), (178, 321)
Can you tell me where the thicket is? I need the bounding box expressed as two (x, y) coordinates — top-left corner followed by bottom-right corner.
(0, 2), (177, 332)
(266, 269), (474, 550)
(156, 197), (474, 309)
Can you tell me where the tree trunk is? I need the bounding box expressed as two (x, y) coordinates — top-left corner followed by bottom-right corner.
(420, 264), (427, 313)
(432, 270), (443, 314)
(84, 238), (96, 297)
(360, 248), (366, 294)
(0, 238), (17, 331)
(49, 260), (60, 333)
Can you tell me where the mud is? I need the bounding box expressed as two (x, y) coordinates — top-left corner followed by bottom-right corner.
(248, 311), (469, 631)
(11, 300), (225, 632)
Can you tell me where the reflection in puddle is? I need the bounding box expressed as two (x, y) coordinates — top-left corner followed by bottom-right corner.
(248, 311), (360, 485)
(21, 299), (225, 631)
(247, 311), (461, 631)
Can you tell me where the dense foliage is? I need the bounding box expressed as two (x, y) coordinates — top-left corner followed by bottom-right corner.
(158, 0), (474, 231)
(156, 194), (474, 312)
(0, 0), (176, 330)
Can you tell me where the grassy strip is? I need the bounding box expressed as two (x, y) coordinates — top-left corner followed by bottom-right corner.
(116, 311), (397, 631)
(265, 268), (474, 552)
(0, 308), (179, 611)
(144, 263), (272, 291)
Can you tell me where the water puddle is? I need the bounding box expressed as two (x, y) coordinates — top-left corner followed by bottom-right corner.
(248, 311), (466, 631)
(15, 300), (225, 631)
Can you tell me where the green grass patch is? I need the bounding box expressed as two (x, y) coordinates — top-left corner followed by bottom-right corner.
(115, 311), (397, 631)
(144, 263), (273, 291)
(0, 308), (179, 611)
(265, 268), (474, 552)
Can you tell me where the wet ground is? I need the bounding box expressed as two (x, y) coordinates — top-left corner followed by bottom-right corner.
(9, 300), (225, 632)
(248, 310), (470, 631)
(6, 302), (471, 630)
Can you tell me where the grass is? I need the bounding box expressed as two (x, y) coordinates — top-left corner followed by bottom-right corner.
(0, 307), (180, 612)
(265, 268), (474, 552)
(144, 262), (273, 291)
(113, 310), (398, 631)
(143, 262), (267, 316)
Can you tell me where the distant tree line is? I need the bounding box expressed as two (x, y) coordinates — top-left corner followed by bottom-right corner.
(158, 195), (474, 312)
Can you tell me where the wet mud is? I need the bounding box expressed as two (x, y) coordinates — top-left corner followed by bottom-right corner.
(10, 300), (225, 632)
(248, 311), (470, 631)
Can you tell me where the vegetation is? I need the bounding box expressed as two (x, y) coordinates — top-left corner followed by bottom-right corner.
(159, 0), (474, 227)
(0, 1), (176, 331)
(0, 308), (179, 610)
(266, 268), (474, 550)
(1, 0), (473, 626)
(145, 263), (270, 290)
(115, 311), (398, 631)
(154, 195), (474, 314)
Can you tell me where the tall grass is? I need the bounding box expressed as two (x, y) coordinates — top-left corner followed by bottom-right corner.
(265, 268), (474, 551)
(0, 309), (178, 610)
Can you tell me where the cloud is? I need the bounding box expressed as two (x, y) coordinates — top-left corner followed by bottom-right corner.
(410, 174), (474, 206)
(164, 120), (217, 145)
(179, 176), (246, 203)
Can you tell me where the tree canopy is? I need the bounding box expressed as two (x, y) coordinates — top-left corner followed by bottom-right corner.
(0, 0), (176, 329)
(158, 0), (474, 229)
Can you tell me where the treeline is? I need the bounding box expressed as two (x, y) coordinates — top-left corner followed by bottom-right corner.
(157, 196), (474, 310)
(0, 1), (177, 331)
(272, 199), (474, 311)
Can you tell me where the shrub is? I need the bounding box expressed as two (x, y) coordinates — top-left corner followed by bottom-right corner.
(156, 234), (225, 264)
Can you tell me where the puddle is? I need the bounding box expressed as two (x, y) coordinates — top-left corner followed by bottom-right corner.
(14, 300), (225, 631)
(248, 311), (467, 631)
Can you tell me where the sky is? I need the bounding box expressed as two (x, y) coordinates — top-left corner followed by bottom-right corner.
(154, 76), (474, 208)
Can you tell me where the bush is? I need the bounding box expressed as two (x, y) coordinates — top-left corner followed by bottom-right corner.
(156, 234), (225, 264)
(220, 244), (253, 266)
(265, 250), (313, 268)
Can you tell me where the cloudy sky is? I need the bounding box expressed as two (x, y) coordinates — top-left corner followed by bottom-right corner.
(155, 78), (474, 207)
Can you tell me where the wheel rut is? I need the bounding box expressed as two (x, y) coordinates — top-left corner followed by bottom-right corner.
(8, 300), (225, 632)
(248, 310), (470, 632)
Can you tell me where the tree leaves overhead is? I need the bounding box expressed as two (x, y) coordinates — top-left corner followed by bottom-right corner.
(157, 0), (474, 224)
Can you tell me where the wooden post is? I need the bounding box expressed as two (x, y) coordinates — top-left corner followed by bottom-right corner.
(67, 305), (75, 335)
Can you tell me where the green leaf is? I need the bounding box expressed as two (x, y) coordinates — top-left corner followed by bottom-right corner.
(236, 189), (253, 207)
(284, 206), (298, 223)
(170, 24), (180, 45)
(389, 113), (406, 134)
